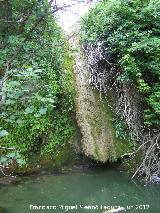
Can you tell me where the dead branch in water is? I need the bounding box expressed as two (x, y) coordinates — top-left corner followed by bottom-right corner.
(132, 132), (160, 183)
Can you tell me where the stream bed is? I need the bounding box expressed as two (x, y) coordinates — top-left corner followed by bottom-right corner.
(0, 168), (160, 213)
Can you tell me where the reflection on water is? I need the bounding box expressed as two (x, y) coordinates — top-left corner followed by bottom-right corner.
(55, 0), (98, 31)
(0, 169), (160, 213)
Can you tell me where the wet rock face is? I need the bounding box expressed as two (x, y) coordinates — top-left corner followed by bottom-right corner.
(70, 35), (118, 162)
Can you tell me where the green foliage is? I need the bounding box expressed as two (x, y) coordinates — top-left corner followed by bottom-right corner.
(81, 0), (160, 128)
(0, 151), (26, 167)
(0, 0), (75, 167)
(112, 118), (128, 140)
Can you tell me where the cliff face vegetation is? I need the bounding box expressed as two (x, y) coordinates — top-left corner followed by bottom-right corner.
(0, 0), (75, 173)
(71, 34), (131, 162)
(80, 0), (160, 182)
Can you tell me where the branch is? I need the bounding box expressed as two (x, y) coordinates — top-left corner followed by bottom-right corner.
(0, 63), (9, 106)
(0, 165), (14, 177)
(132, 132), (160, 181)
(7, 0), (68, 65)
(0, 1), (69, 106)
(120, 140), (150, 158)
(0, 146), (15, 150)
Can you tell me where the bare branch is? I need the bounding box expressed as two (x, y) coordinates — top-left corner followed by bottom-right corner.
(0, 146), (15, 150)
(0, 63), (9, 106)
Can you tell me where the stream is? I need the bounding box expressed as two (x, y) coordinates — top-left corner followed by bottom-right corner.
(0, 168), (160, 213)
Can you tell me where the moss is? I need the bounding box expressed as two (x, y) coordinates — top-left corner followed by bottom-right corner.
(63, 41), (76, 97)
(53, 138), (77, 169)
(82, 88), (132, 162)
(93, 90), (132, 161)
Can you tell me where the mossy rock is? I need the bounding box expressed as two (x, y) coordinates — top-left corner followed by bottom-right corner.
(96, 91), (132, 159)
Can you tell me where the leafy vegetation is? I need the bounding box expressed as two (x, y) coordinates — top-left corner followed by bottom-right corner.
(0, 0), (75, 168)
(81, 0), (160, 128)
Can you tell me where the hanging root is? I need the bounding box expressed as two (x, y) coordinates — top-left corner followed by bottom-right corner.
(82, 41), (119, 95)
(82, 41), (160, 184)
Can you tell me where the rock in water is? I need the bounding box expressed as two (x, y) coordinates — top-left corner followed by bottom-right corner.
(104, 207), (126, 213)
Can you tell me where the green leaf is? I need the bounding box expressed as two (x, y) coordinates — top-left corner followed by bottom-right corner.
(16, 158), (26, 166)
(0, 130), (9, 137)
(24, 106), (34, 114)
(7, 152), (16, 158)
(0, 157), (8, 164)
(38, 107), (47, 115)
